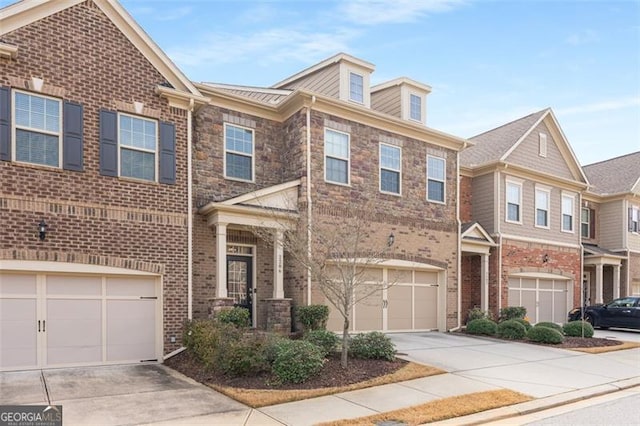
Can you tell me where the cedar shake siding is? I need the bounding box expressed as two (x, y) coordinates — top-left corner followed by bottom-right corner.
(0, 1), (190, 354)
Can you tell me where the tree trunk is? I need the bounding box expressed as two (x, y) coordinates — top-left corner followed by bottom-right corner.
(341, 318), (349, 368)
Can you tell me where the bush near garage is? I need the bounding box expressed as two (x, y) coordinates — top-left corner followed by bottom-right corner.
(349, 331), (397, 361)
(466, 307), (494, 324)
(296, 305), (330, 332)
(498, 306), (527, 322)
(534, 322), (563, 333)
(514, 318), (532, 331)
(216, 307), (251, 328)
(466, 318), (498, 336)
(271, 339), (325, 384)
(563, 321), (594, 338)
(182, 319), (243, 369)
(303, 329), (340, 357)
(527, 326), (565, 344)
(496, 319), (527, 340)
(217, 332), (270, 376)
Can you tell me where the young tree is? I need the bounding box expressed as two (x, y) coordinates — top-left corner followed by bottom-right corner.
(254, 201), (395, 368)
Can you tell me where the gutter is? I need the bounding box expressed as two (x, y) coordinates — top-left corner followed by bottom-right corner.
(449, 144), (466, 332)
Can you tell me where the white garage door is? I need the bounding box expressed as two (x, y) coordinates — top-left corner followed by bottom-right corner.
(0, 272), (160, 371)
(327, 268), (439, 333)
(508, 277), (569, 324)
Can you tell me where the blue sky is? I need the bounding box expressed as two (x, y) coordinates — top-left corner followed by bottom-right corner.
(6, 0), (639, 165)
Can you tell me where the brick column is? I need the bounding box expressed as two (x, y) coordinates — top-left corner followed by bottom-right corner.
(208, 297), (235, 319)
(265, 298), (292, 334)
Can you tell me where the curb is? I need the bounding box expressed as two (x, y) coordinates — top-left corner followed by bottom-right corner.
(428, 377), (640, 425)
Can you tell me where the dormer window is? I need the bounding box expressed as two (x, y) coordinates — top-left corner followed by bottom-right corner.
(349, 72), (364, 103)
(410, 94), (422, 121)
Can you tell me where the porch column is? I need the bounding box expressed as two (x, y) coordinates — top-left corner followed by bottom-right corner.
(481, 253), (489, 312)
(273, 229), (285, 298)
(216, 222), (228, 298)
(595, 264), (604, 304)
(613, 265), (621, 299)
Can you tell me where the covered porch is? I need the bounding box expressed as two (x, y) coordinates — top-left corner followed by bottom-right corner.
(198, 180), (300, 332)
(460, 222), (497, 320)
(583, 244), (627, 304)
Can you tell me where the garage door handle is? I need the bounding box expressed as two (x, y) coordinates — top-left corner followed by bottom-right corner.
(43, 320), (45, 332)
(38, 320), (40, 332)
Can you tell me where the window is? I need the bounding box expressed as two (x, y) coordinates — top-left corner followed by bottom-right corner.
(349, 72), (364, 103)
(631, 207), (639, 233)
(581, 208), (590, 238)
(562, 194), (574, 232)
(13, 91), (61, 167)
(427, 155), (445, 203)
(506, 181), (522, 223)
(539, 133), (547, 157)
(380, 144), (401, 194)
(535, 188), (550, 228)
(410, 94), (422, 121)
(119, 113), (157, 181)
(224, 123), (254, 181)
(325, 129), (350, 185)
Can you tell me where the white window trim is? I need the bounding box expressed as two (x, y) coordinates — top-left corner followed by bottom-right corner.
(581, 207), (591, 238)
(561, 192), (576, 233)
(534, 186), (551, 229)
(538, 133), (547, 158)
(348, 71), (364, 104)
(632, 206), (639, 234)
(118, 112), (159, 182)
(379, 143), (402, 196)
(324, 128), (351, 186)
(505, 179), (523, 224)
(223, 122), (255, 183)
(426, 154), (446, 204)
(11, 89), (63, 169)
(409, 92), (423, 123)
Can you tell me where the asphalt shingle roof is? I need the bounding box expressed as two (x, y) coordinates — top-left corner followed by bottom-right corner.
(583, 151), (640, 195)
(460, 109), (548, 167)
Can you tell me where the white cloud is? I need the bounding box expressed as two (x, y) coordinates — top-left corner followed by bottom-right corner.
(338, 0), (468, 25)
(565, 29), (599, 45)
(557, 97), (640, 115)
(155, 6), (193, 22)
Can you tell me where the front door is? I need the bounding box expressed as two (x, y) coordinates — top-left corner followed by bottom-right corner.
(227, 256), (253, 315)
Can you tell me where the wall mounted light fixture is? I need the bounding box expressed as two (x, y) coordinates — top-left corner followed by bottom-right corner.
(38, 219), (48, 241)
(387, 233), (395, 247)
(542, 253), (549, 263)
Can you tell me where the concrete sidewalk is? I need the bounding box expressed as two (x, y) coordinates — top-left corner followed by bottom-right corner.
(256, 332), (640, 425)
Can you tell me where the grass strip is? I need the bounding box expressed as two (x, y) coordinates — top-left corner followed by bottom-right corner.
(318, 389), (532, 426)
(570, 341), (640, 354)
(207, 362), (444, 408)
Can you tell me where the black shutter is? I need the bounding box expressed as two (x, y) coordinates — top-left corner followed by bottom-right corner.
(589, 208), (596, 239)
(63, 100), (83, 171)
(99, 109), (118, 176)
(0, 86), (10, 161)
(158, 121), (176, 185)
(630, 207), (635, 232)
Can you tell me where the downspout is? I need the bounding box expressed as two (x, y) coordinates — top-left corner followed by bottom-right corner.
(450, 144), (466, 332)
(306, 96), (316, 305)
(496, 169), (502, 312)
(187, 98), (194, 320)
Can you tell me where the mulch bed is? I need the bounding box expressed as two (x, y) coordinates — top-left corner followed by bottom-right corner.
(544, 336), (622, 348)
(164, 350), (407, 390)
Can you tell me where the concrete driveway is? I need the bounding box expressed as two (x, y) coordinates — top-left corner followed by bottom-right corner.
(0, 364), (276, 425)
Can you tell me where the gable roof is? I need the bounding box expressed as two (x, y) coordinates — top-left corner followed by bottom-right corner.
(460, 109), (548, 167)
(0, 0), (202, 99)
(371, 77), (432, 94)
(583, 151), (640, 195)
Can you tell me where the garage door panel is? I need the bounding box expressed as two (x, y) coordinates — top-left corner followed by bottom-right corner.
(553, 289), (567, 324)
(415, 271), (437, 285)
(355, 289), (382, 331)
(107, 300), (156, 361)
(46, 299), (102, 365)
(0, 299), (38, 369)
(538, 291), (553, 323)
(414, 286), (438, 329)
(388, 285), (412, 330)
(46, 276), (102, 296)
(0, 273), (37, 295)
(326, 300), (345, 333)
(521, 291), (537, 322)
(107, 277), (156, 297)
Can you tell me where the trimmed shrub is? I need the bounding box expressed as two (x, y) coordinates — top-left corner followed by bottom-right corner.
(563, 321), (594, 338)
(499, 306), (527, 322)
(272, 340), (325, 384)
(348, 332), (396, 361)
(467, 307), (494, 324)
(534, 322), (563, 333)
(217, 334), (269, 376)
(466, 318), (497, 336)
(527, 326), (564, 344)
(496, 319), (527, 340)
(296, 305), (330, 331)
(514, 318), (532, 331)
(216, 307), (251, 328)
(182, 319), (242, 369)
(304, 329), (340, 357)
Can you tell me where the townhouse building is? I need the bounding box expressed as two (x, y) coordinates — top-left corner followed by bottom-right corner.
(192, 53), (469, 334)
(0, 0), (206, 371)
(459, 109), (589, 324)
(582, 152), (640, 301)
